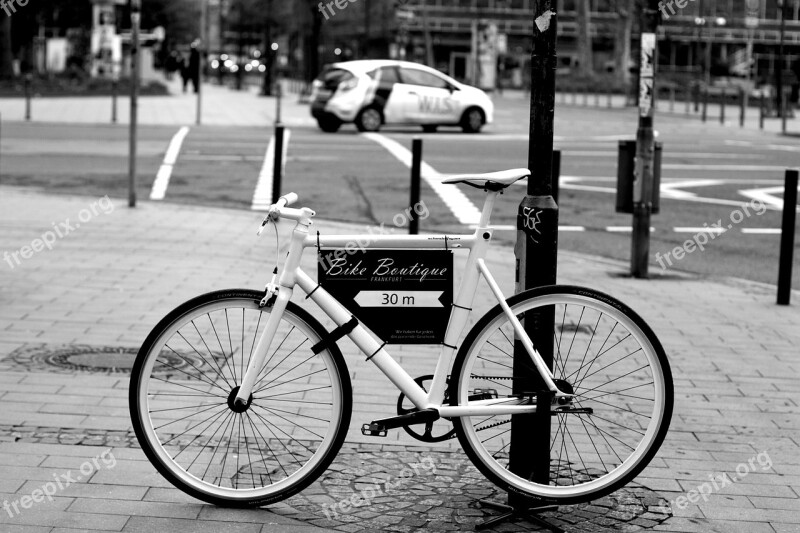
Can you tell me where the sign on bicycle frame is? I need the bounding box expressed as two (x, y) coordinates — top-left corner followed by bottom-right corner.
(318, 249), (453, 344)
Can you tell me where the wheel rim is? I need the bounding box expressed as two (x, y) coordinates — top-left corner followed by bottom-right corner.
(361, 109), (381, 131)
(467, 110), (483, 130)
(456, 293), (668, 499)
(134, 298), (345, 501)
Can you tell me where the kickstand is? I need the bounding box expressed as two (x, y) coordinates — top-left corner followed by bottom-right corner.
(475, 499), (563, 532)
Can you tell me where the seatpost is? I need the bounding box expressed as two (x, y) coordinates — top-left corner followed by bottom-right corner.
(478, 191), (499, 228)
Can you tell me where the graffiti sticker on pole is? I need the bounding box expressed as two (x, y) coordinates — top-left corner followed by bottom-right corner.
(640, 33), (656, 78)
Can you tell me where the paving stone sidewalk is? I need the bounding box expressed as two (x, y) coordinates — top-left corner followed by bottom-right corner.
(0, 186), (799, 532)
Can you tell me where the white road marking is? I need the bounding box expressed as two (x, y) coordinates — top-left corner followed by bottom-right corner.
(150, 126), (190, 201)
(606, 226), (655, 233)
(739, 184), (800, 211)
(252, 129), (292, 211)
(489, 225), (586, 232)
(663, 164), (785, 172)
(741, 228), (782, 234)
(674, 227), (728, 234)
(363, 133), (482, 225)
(660, 179), (723, 199)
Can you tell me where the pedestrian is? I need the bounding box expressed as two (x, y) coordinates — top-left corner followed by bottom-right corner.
(165, 49), (180, 81)
(178, 52), (190, 93)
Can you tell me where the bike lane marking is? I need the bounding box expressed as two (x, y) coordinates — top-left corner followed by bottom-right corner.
(150, 126), (190, 201)
(362, 133), (482, 226)
(251, 129), (292, 211)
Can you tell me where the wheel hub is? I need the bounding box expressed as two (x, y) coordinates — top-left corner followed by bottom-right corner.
(227, 386), (253, 413)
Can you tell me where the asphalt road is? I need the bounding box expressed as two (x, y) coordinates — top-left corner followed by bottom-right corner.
(0, 96), (797, 289)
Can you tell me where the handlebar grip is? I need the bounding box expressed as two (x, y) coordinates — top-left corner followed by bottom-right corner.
(278, 193), (299, 207)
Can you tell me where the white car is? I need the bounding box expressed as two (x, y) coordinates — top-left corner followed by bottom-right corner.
(310, 60), (494, 134)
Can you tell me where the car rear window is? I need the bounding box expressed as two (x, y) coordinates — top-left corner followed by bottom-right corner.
(317, 68), (355, 91)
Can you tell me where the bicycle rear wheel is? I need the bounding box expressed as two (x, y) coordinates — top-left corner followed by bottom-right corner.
(130, 289), (351, 507)
(450, 286), (672, 504)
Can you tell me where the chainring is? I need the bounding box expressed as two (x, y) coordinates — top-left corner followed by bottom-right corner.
(396, 375), (456, 443)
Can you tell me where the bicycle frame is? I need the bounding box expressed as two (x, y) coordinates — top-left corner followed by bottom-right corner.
(235, 191), (562, 418)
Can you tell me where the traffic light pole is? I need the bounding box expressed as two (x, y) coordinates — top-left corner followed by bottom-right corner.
(508, 0), (559, 520)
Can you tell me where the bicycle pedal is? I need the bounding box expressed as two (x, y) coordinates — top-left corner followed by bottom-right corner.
(470, 388), (499, 401)
(361, 423), (388, 437)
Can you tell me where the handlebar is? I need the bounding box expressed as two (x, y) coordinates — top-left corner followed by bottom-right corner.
(257, 192), (311, 235)
(276, 192), (298, 209)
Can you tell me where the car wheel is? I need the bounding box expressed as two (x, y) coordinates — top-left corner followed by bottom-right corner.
(461, 107), (485, 134)
(422, 125), (438, 133)
(356, 106), (382, 132)
(318, 117), (342, 133)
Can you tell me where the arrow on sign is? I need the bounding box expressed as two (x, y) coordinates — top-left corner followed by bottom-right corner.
(354, 291), (444, 308)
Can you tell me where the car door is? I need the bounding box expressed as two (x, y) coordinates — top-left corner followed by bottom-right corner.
(397, 67), (460, 125)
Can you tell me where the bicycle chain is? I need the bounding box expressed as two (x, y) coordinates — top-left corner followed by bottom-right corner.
(444, 375), (515, 440)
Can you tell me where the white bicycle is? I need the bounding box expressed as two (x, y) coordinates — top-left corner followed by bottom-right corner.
(129, 168), (673, 508)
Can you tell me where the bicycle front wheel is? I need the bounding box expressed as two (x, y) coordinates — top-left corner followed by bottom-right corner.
(450, 286), (672, 505)
(130, 289), (352, 507)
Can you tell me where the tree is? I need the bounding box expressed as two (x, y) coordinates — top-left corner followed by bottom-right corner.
(615, 0), (635, 86)
(575, 0), (593, 76)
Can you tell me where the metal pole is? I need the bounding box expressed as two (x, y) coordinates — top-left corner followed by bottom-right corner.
(740, 88), (746, 127)
(24, 74), (31, 121)
(112, 76), (118, 124)
(720, 87), (726, 124)
(631, 3), (660, 279)
(760, 92), (766, 129)
(702, 87), (708, 122)
(409, 138), (422, 235)
(276, 76), (283, 125)
(512, 0), (558, 506)
(197, 0), (206, 126)
(777, 169), (798, 305)
(128, 0), (141, 208)
(271, 125), (285, 204)
(782, 88), (788, 134)
(776, 0), (787, 117)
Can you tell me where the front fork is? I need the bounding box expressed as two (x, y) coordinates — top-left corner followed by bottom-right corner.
(234, 286), (292, 407)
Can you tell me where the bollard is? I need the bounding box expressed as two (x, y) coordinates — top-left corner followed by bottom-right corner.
(760, 92), (765, 130)
(271, 125), (285, 204)
(720, 88), (726, 124)
(552, 150), (561, 205)
(594, 89), (600, 107)
(669, 86), (675, 112)
(607, 85), (613, 108)
(409, 138), (422, 235)
(777, 169), (798, 305)
(702, 88), (708, 122)
(112, 77), (118, 124)
(24, 74), (32, 121)
(740, 88), (747, 128)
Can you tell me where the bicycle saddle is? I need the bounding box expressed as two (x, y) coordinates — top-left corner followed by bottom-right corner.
(441, 168), (530, 190)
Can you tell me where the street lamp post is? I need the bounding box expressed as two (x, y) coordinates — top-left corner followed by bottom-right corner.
(128, 0), (141, 209)
(776, 0), (787, 118)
